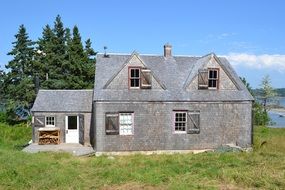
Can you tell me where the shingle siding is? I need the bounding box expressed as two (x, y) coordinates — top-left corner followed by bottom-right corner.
(32, 112), (92, 146)
(94, 101), (252, 151)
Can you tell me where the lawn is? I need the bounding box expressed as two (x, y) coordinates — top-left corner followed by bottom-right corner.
(0, 123), (284, 190)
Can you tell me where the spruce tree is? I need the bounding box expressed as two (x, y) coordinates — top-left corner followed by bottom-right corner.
(34, 25), (54, 87)
(46, 15), (68, 89)
(5, 25), (35, 121)
(83, 39), (96, 88)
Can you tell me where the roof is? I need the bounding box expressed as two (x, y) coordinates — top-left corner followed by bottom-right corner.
(94, 53), (254, 102)
(31, 90), (93, 112)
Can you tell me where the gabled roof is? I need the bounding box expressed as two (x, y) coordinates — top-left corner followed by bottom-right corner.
(94, 53), (254, 102)
(31, 90), (93, 112)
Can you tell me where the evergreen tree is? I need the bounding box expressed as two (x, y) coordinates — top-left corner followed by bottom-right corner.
(5, 25), (35, 121)
(46, 15), (68, 89)
(34, 25), (54, 87)
(83, 38), (96, 88)
(0, 68), (5, 102)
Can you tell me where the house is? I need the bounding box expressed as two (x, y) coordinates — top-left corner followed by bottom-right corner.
(31, 44), (254, 153)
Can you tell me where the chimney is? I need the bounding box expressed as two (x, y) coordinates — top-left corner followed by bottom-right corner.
(164, 43), (172, 58)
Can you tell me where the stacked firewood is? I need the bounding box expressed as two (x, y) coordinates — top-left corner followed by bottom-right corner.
(38, 130), (60, 145)
(39, 138), (60, 145)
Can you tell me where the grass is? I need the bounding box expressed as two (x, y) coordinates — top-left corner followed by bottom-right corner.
(0, 123), (285, 189)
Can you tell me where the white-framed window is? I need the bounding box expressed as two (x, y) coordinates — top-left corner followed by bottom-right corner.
(174, 111), (187, 133)
(119, 113), (133, 135)
(105, 112), (134, 135)
(208, 69), (219, 89)
(45, 116), (55, 127)
(129, 67), (140, 88)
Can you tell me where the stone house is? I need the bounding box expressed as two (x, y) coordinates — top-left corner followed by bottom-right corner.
(31, 44), (254, 153)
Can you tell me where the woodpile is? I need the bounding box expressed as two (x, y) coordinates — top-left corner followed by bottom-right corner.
(38, 129), (60, 145)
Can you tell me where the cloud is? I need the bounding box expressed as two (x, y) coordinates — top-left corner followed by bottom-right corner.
(223, 53), (285, 72)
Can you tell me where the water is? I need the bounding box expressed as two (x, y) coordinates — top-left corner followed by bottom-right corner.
(268, 97), (285, 128)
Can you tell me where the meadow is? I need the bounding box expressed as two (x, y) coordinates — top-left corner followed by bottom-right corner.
(0, 123), (284, 189)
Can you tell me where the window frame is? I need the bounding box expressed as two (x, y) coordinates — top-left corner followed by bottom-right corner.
(105, 112), (134, 136)
(45, 116), (55, 127)
(128, 67), (141, 89)
(173, 111), (187, 134)
(208, 68), (219, 89)
(119, 112), (134, 135)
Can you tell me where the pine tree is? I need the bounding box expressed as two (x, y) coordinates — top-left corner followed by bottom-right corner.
(5, 25), (35, 121)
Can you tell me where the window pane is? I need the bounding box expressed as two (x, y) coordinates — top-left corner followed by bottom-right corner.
(68, 116), (77, 129)
(131, 69), (135, 77)
(134, 79), (140, 87)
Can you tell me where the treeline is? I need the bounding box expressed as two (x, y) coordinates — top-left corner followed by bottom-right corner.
(0, 15), (96, 122)
(253, 88), (285, 97)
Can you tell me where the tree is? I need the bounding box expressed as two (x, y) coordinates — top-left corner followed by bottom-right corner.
(241, 76), (270, 126)
(0, 68), (5, 101)
(260, 75), (276, 112)
(83, 38), (96, 88)
(5, 25), (35, 121)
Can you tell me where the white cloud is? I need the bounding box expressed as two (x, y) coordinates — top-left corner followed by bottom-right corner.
(223, 53), (285, 72)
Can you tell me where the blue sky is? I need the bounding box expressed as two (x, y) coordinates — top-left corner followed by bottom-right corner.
(0, 0), (284, 88)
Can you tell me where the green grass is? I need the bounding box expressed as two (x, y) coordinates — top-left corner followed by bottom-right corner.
(0, 123), (285, 189)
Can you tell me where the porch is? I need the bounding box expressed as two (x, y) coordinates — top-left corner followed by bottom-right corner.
(23, 143), (95, 156)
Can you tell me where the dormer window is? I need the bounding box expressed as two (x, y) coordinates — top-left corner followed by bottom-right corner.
(129, 67), (152, 89)
(129, 67), (140, 88)
(198, 68), (219, 90)
(208, 69), (219, 89)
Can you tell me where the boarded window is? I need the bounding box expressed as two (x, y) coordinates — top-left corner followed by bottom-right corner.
(105, 113), (119, 135)
(34, 116), (45, 128)
(141, 69), (152, 89)
(187, 111), (200, 134)
(198, 69), (208, 89)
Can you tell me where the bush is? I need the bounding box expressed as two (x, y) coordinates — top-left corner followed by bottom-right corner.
(0, 112), (7, 123)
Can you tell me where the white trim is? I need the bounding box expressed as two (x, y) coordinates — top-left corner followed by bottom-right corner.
(173, 111), (187, 134)
(119, 113), (134, 135)
(45, 116), (55, 127)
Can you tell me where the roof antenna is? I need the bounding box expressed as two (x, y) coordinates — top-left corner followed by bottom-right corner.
(103, 46), (110, 58)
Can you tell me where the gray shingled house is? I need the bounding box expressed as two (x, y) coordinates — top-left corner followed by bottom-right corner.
(31, 44), (254, 153)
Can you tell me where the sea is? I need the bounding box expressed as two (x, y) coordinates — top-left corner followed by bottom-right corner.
(268, 97), (285, 128)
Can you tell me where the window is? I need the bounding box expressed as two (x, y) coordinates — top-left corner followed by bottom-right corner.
(129, 67), (152, 89)
(208, 69), (219, 89)
(105, 112), (134, 135)
(198, 68), (219, 89)
(173, 111), (200, 134)
(45, 116), (55, 127)
(174, 111), (187, 133)
(129, 68), (140, 88)
(119, 113), (133, 135)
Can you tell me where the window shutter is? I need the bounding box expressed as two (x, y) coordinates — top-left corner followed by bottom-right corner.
(79, 115), (84, 144)
(187, 112), (200, 134)
(198, 69), (208, 89)
(141, 69), (152, 89)
(34, 116), (45, 128)
(105, 113), (119, 135)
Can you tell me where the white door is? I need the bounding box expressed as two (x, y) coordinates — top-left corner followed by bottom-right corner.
(65, 116), (79, 143)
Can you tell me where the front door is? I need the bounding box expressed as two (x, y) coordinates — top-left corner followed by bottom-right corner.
(65, 116), (79, 143)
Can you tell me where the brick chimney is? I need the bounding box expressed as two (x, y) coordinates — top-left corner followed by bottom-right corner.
(164, 43), (172, 58)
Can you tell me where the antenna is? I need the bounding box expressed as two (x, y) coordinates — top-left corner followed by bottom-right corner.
(103, 46), (109, 58)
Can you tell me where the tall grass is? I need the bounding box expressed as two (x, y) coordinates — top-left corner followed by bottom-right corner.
(0, 124), (284, 189)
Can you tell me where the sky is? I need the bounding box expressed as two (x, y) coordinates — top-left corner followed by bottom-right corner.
(0, 0), (284, 88)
